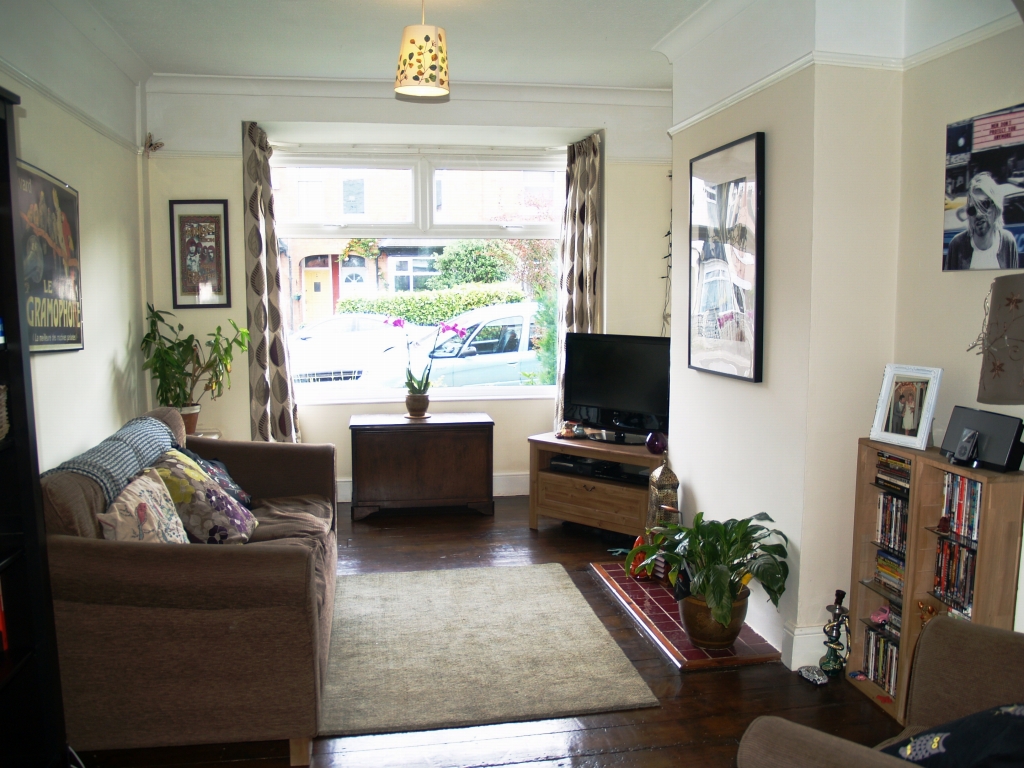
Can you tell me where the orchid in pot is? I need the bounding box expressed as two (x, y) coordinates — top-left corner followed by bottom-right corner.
(385, 317), (467, 417)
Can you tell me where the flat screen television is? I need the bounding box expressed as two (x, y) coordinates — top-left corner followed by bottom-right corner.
(562, 332), (670, 444)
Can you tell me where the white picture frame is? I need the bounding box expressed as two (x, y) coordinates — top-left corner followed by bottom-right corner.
(869, 364), (943, 451)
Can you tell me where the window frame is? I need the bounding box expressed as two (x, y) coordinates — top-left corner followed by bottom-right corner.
(273, 149), (563, 404)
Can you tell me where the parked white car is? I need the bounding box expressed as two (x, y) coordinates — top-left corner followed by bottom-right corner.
(387, 302), (544, 388)
(288, 313), (430, 386)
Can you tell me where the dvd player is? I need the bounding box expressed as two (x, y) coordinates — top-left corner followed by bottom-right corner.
(548, 454), (651, 486)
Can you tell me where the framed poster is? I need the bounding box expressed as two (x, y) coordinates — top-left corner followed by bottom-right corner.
(943, 102), (1024, 271)
(14, 160), (83, 352)
(688, 132), (765, 382)
(869, 364), (943, 451)
(169, 199), (231, 308)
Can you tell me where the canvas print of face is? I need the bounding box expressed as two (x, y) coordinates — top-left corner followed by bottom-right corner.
(943, 102), (1024, 271)
(178, 215), (224, 298)
(883, 378), (929, 438)
(690, 138), (758, 379)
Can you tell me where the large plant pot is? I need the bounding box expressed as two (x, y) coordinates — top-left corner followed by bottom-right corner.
(679, 586), (750, 649)
(405, 394), (429, 419)
(179, 404), (201, 435)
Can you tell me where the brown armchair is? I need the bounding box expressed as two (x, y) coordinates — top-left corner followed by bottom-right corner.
(737, 617), (1024, 767)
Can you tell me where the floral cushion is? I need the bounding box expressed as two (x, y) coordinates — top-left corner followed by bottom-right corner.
(96, 468), (189, 544)
(152, 449), (258, 544)
(179, 447), (252, 508)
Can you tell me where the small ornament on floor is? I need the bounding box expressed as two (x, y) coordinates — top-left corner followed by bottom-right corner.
(797, 665), (829, 685)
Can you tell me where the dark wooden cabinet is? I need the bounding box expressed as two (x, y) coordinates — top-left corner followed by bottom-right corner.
(349, 413), (494, 520)
(0, 86), (68, 766)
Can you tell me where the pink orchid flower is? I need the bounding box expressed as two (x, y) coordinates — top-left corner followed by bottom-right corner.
(384, 317), (406, 328)
(440, 321), (467, 338)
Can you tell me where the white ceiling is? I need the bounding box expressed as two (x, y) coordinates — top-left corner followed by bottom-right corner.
(85, 0), (700, 89)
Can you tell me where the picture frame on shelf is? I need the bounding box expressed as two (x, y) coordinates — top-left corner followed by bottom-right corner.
(869, 364), (943, 451)
(14, 160), (84, 352)
(688, 132), (765, 382)
(169, 199), (231, 309)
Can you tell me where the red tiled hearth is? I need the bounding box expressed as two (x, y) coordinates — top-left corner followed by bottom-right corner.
(591, 562), (782, 671)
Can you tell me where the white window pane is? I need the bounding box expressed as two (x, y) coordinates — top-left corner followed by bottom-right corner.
(275, 167), (413, 224)
(433, 169), (563, 225)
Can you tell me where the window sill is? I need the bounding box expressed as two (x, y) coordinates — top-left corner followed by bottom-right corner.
(295, 384), (557, 407)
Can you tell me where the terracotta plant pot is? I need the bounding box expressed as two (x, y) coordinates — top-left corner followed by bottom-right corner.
(179, 404), (201, 435)
(679, 586), (750, 649)
(405, 393), (429, 419)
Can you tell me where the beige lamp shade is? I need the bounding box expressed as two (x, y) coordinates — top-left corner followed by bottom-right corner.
(395, 24), (448, 96)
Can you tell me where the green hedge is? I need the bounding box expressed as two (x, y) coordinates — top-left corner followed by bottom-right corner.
(335, 285), (525, 326)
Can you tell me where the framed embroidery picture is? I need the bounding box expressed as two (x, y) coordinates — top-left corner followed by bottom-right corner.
(688, 132), (765, 382)
(169, 199), (231, 308)
(14, 160), (84, 352)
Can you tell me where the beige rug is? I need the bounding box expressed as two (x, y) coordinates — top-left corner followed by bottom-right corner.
(320, 563), (659, 736)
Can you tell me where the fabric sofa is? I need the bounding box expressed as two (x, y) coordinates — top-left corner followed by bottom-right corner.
(41, 408), (337, 764)
(736, 616), (1024, 767)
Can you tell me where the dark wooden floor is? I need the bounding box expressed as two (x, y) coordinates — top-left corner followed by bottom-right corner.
(83, 497), (903, 768)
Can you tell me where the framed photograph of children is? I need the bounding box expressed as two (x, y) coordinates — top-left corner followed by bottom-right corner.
(15, 160), (84, 352)
(688, 132), (765, 382)
(869, 364), (943, 451)
(169, 200), (231, 308)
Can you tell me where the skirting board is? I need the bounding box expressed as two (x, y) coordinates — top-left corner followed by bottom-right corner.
(336, 472), (529, 503)
(782, 622), (828, 670)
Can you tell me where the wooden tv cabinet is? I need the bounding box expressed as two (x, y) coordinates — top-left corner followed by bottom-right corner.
(528, 432), (663, 536)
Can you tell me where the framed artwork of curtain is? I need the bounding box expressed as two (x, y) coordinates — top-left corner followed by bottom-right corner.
(169, 199), (231, 309)
(688, 132), (764, 382)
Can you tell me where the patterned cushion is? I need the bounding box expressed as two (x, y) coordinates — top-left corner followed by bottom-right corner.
(151, 450), (258, 544)
(880, 703), (1024, 765)
(179, 448), (252, 508)
(96, 468), (189, 544)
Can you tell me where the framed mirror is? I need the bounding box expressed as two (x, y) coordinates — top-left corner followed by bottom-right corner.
(688, 132), (765, 382)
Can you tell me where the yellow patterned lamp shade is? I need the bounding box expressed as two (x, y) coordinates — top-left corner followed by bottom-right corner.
(395, 25), (448, 97)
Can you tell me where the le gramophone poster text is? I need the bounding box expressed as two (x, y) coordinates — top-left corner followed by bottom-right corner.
(15, 161), (83, 351)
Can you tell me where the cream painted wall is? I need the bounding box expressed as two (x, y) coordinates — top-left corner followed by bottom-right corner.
(1, 72), (146, 471)
(144, 156), (251, 441)
(895, 26), (1024, 442)
(604, 163), (672, 337)
(799, 65), (902, 633)
(670, 67), (817, 659)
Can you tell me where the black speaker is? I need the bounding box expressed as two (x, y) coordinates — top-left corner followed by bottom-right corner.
(940, 406), (1024, 472)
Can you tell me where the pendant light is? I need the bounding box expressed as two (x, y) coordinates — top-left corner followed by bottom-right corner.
(394, 0), (449, 97)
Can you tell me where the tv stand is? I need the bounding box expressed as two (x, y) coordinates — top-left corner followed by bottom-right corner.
(528, 432), (665, 536)
(587, 430), (647, 446)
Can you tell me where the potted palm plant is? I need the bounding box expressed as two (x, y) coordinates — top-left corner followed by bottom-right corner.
(140, 304), (249, 434)
(626, 509), (789, 649)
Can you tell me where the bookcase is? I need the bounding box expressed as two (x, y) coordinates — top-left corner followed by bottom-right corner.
(0, 87), (68, 764)
(848, 437), (1024, 724)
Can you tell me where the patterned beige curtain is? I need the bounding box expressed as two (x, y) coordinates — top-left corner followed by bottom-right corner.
(553, 133), (603, 432)
(241, 122), (300, 442)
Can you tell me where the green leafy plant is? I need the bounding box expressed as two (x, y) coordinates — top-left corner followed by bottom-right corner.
(426, 239), (516, 289)
(140, 303), (249, 408)
(626, 512), (790, 627)
(336, 285), (524, 326)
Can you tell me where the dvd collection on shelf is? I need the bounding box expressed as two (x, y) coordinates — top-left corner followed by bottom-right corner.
(875, 549), (905, 594)
(934, 539), (975, 619)
(864, 626), (899, 695)
(875, 493), (908, 554)
(875, 451), (911, 495)
(941, 472), (982, 542)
